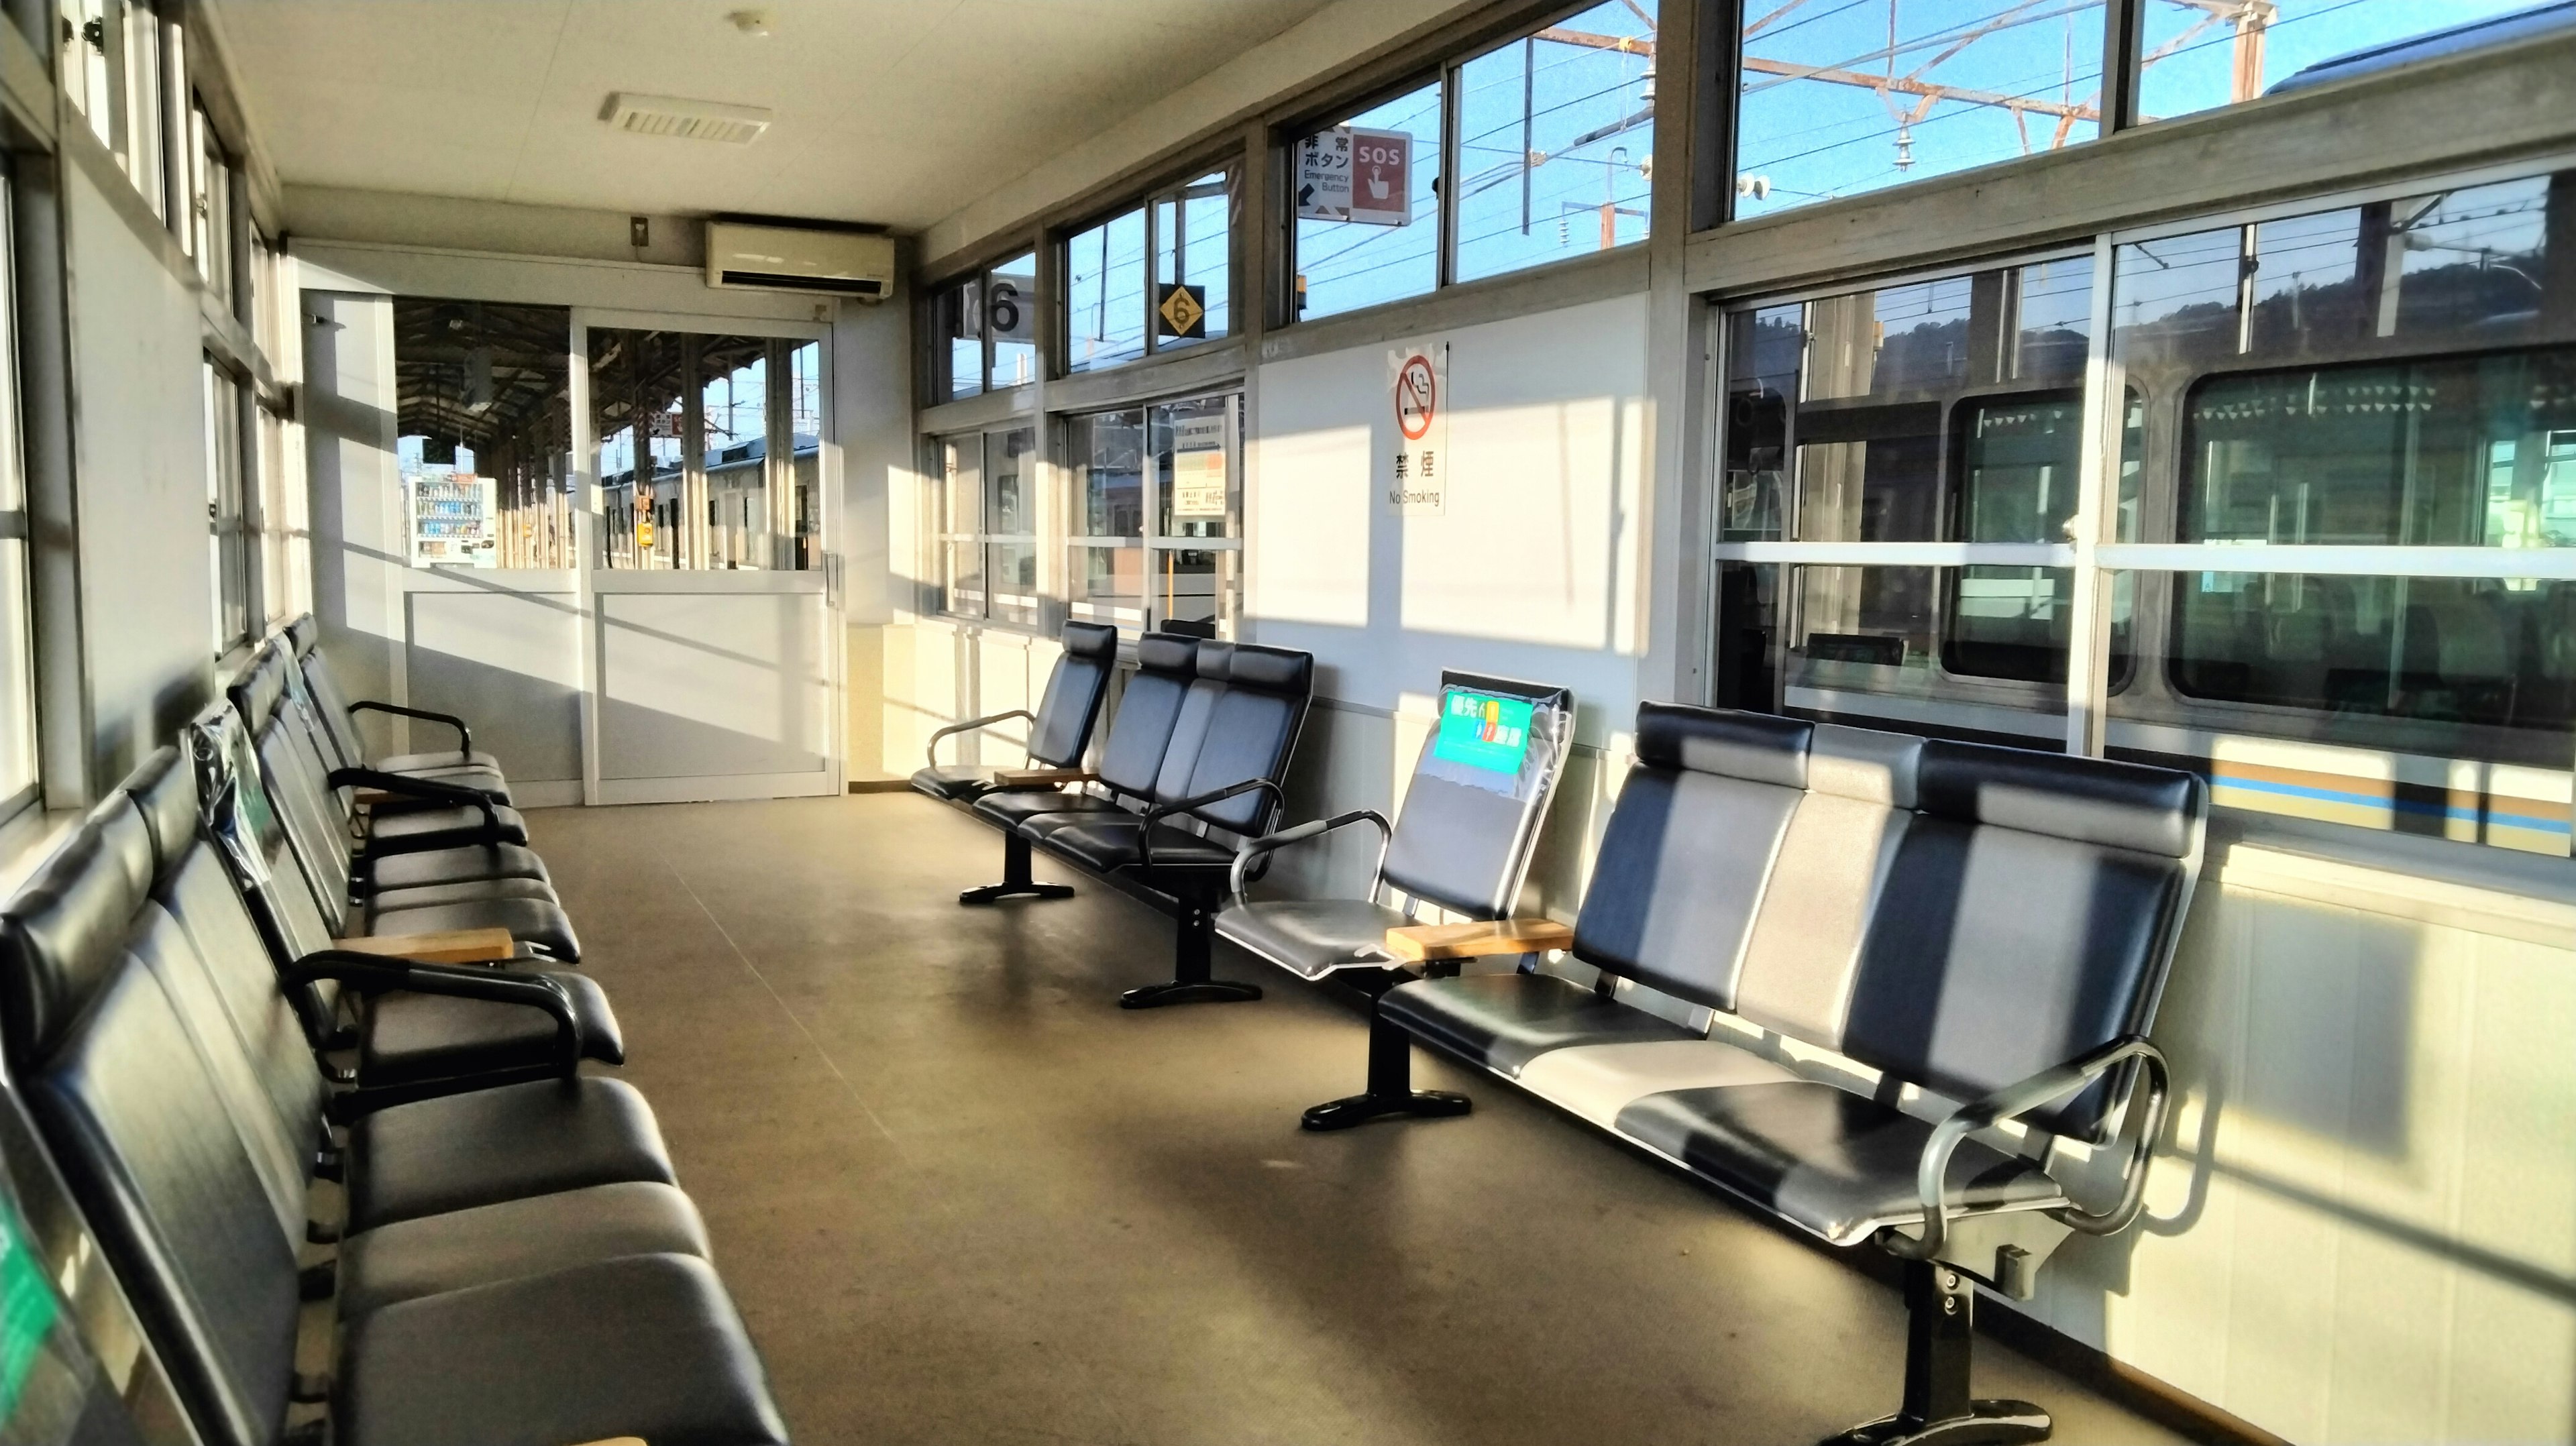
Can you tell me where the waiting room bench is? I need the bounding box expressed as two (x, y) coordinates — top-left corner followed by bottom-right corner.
(1327, 704), (2204, 1446)
(932, 632), (1316, 1008)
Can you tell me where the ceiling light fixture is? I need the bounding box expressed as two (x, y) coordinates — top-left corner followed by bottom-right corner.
(600, 92), (774, 145)
(727, 9), (771, 37)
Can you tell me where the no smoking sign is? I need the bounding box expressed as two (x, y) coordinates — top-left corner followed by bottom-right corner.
(1387, 341), (1448, 516)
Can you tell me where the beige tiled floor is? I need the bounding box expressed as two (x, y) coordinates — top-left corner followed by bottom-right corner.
(529, 793), (2192, 1446)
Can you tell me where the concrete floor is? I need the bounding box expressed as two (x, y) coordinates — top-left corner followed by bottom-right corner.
(528, 793), (2192, 1446)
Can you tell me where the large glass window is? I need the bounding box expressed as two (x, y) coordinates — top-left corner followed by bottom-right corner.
(928, 427), (1038, 625)
(1293, 80), (1444, 320)
(2136, 0), (2540, 123)
(0, 182), (38, 818)
(594, 327), (821, 571)
(1064, 392), (1242, 637)
(1065, 207), (1147, 373)
(930, 253), (1040, 398)
(1734, 1), (2105, 219)
(1453, 2), (1655, 283)
(188, 101), (233, 310)
(397, 299), (572, 570)
(203, 359), (248, 652)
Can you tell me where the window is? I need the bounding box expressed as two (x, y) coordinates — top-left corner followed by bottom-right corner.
(930, 253), (1039, 399)
(1711, 161), (2576, 858)
(593, 327), (820, 571)
(1453, 2), (1655, 283)
(1292, 79), (1443, 320)
(121, 0), (161, 220)
(203, 359), (248, 652)
(1065, 392), (1242, 637)
(1733, 1), (2104, 219)
(254, 398), (308, 624)
(0, 181), (38, 819)
(188, 101), (234, 310)
(1063, 172), (1234, 374)
(2135, 0), (2539, 123)
(929, 427), (1038, 625)
(58, 0), (113, 148)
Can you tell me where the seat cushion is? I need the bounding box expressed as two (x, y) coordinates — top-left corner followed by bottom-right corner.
(337, 1182), (709, 1318)
(1216, 899), (1412, 980)
(374, 748), (502, 774)
(1513, 1039), (1805, 1129)
(366, 842), (550, 891)
(364, 893), (580, 962)
(910, 764), (997, 801)
(1614, 1081), (2067, 1246)
(1032, 816), (1236, 874)
(380, 765), (511, 805)
(364, 802), (529, 850)
(345, 1076), (676, 1233)
(1379, 972), (1697, 1076)
(360, 970), (623, 1086)
(971, 788), (1123, 828)
(362, 877), (559, 911)
(335, 1252), (788, 1446)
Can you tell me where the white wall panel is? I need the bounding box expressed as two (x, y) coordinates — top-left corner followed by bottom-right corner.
(403, 586), (582, 783)
(596, 590), (830, 781)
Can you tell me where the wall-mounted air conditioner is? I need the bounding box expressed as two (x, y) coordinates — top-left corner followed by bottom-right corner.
(704, 221), (895, 300)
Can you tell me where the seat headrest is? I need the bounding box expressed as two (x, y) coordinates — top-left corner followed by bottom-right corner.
(1915, 740), (2204, 858)
(115, 747), (200, 875)
(227, 643), (292, 732)
(0, 822), (145, 1066)
(1633, 704), (1810, 789)
(286, 614), (320, 657)
(81, 795), (156, 902)
(1805, 723), (1922, 808)
(1061, 620), (1118, 661)
(1192, 639), (1236, 680)
(1135, 633), (1197, 677)
(1224, 643), (1312, 695)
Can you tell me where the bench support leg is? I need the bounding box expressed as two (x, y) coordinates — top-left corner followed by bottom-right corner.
(1300, 1010), (1472, 1130)
(1119, 897), (1263, 1009)
(960, 834), (1075, 905)
(1822, 1260), (2049, 1445)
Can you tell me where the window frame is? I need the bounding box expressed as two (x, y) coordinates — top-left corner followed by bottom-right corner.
(1055, 164), (1239, 378)
(1061, 390), (1245, 639)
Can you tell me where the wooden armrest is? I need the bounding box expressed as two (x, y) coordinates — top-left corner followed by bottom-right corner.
(992, 767), (1091, 787)
(351, 787), (394, 808)
(332, 928), (517, 965)
(568, 1439), (645, 1445)
(1383, 918), (1574, 962)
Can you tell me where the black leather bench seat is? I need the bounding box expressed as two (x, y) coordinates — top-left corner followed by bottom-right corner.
(335, 1180), (710, 1317)
(334, 1252), (788, 1446)
(912, 763), (999, 801)
(366, 800), (531, 850)
(367, 841), (551, 890)
(1029, 815), (1238, 873)
(344, 1076), (678, 1232)
(359, 890), (582, 962)
(1379, 972), (1699, 1077)
(972, 788), (1122, 828)
(1614, 1082), (2067, 1246)
(360, 972), (623, 1085)
(368, 746), (503, 775)
(1220, 899), (1411, 979)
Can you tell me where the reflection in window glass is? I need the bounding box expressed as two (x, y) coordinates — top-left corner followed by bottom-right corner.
(1452, 2), (1655, 284)
(987, 427), (1040, 626)
(1067, 410), (1145, 630)
(1294, 80), (1443, 321)
(2137, 0), (2538, 123)
(936, 434), (984, 618)
(938, 280), (983, 402)
(987, 253), (1038, 391)
(2181, 350), (2576, 549)
(1735, 1), (2104, 219)
(1155, 172), (1231, 345)
(594, 329), (812, 571)
(1067, 209), (1147, 373)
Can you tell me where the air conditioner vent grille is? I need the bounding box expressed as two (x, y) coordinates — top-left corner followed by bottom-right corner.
(601, 93), (773, 146)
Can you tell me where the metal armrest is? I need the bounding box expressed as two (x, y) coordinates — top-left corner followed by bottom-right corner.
(348, 700), (473, 757)
(1882, 1034), (2170, 1264)
(287, 950), (581, 1073)
(327, 767), (502, 832)
(926, 710), (1034, 769)
(1228, 810), (1391, 907)
(1139, 779), (1284, 874)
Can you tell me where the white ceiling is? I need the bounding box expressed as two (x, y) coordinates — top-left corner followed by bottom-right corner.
(210, 0), (1340, 231)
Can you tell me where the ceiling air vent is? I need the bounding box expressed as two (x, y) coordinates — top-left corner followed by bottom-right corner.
(601, 93), (773, 145)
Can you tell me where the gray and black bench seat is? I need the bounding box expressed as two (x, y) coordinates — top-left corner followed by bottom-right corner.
(1218, 671), (1572, 985)
(0, 783), (788, 1446)
(286, 614), (512, 799)
(911, 620), (1116, 803)
(932, 633), (1316, 1007)
(1328, 704), (2204, 1446)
